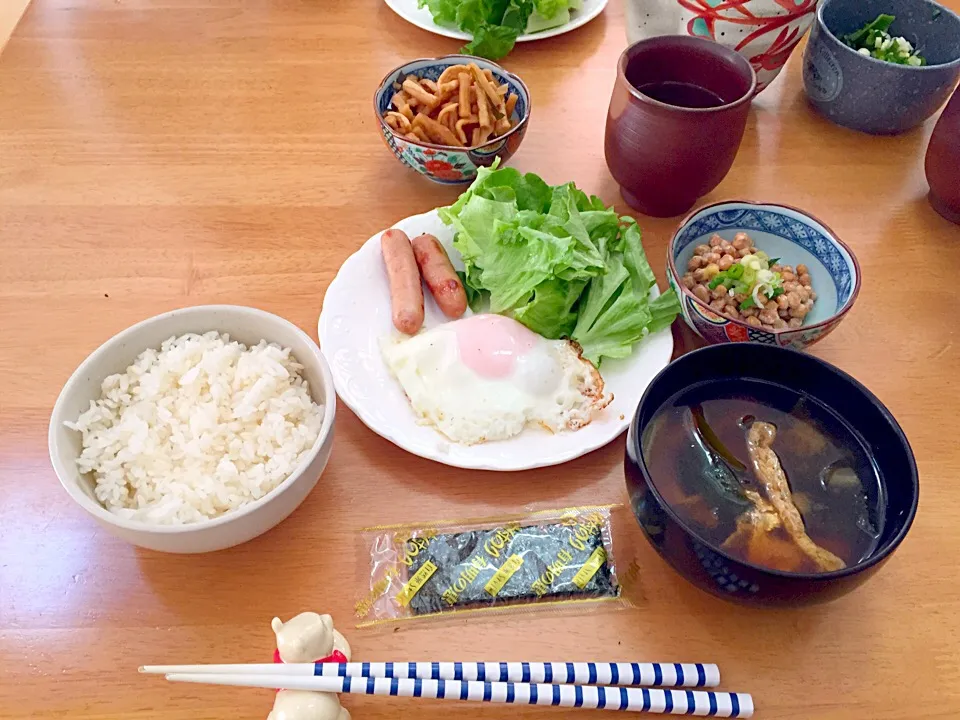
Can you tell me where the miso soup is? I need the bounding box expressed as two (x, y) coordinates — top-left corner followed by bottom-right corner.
(642, 379), (885, 574)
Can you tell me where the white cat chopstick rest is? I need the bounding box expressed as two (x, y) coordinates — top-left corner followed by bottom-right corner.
(268, 613), (353, 720)
(272, 612), (352, 664)
(268, 690), (351, 720)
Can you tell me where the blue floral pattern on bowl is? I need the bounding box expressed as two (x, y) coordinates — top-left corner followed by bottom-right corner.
(374, 55), (530, 184)
(669, 201), (861, 351)
(693, 542), (762, 595)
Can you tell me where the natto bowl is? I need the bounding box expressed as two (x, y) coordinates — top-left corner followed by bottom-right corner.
(374, 55), (530, 185)
(625, 343), (919, 607)
(49, 305), (336, 554)
(668, 200), (860, 349)
(803, 0), (960, 135)
(624, 0), (820, 92)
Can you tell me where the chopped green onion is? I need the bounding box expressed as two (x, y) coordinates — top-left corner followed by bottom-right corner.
(700, 248), (794, 313)
(843, 14), (925, 65)
(845, 13), (895, 45)
(708, 261), (748, 291)
(768, 257), (781, 266)
(756, 269), (776, 285)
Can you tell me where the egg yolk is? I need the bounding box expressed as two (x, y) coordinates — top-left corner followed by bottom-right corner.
(454, 314), (538, 379)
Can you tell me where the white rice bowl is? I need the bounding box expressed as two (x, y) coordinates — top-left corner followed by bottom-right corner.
(65, 331), (325, 526)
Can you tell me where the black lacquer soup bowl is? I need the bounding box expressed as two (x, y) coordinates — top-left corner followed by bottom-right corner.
(624, 343), (919, 606)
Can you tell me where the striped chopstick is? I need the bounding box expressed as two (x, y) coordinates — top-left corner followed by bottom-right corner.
(141, 661), (720, 688)
(164, 672), (754, 717)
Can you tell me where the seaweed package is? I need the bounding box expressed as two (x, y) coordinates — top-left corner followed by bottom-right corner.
(355, 506), (631, 627)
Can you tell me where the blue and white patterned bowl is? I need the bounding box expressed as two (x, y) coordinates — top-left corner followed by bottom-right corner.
(668, 201), (861, 350)
(374, 55), (531, 185)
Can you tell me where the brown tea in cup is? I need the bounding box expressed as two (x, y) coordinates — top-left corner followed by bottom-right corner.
(634, 81), (726, 108)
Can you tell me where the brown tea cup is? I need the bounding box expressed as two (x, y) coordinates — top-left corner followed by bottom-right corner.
(605, 36), (757, 218)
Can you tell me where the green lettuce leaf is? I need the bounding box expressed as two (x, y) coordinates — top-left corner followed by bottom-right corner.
(546, 184), (606, 280)
(414, 0), (526, 59)
(439, 162), (680, 365)
(571, 218), (680, 364)
(419, 0), (573, 59)
(418, 0), (459, 26)
(440, 164), (551, 220)
(512, 278), (585, 339)
(533, 0), (568, 16)
(620, 217), (657, 294)
(457, 270), (486, 312)
(455, 0), (508, 33)
(502, 0), (534, 32)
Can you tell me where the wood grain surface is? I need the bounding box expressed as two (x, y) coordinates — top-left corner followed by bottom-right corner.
(0, 0), (29, 50)
(2, 1), (959, 718)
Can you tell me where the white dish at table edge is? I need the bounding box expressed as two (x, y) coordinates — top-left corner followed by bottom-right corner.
(383, 0), (609, 43)
(318, 209), (674, 472)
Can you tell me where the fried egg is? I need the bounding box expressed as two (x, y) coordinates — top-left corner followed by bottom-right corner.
(381, 314), (611, 445)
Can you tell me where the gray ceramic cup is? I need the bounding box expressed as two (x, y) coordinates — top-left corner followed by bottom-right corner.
(803, 0), (960, 134)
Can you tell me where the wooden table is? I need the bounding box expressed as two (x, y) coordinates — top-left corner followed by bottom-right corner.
(2, 1), (958, 718)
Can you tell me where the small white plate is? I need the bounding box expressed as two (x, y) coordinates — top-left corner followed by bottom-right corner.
(318, 210), (674, 471)
(383, 0), (609, 44)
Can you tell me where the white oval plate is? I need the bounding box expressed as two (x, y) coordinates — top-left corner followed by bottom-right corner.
(383, 0), (609, 44)
(318, 210), (674, 471)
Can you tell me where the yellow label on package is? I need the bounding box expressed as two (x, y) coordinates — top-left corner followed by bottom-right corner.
(571, 547), (607, 589)
(484, 554), (524, 597)
(397, 560), (438, 607)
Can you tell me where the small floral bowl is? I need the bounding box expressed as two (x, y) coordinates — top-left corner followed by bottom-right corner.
(374, 55), (531, 184)
(668, 200), (861, 350)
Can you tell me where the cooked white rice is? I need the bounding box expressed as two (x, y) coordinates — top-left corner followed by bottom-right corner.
(65, 331), (325, 525)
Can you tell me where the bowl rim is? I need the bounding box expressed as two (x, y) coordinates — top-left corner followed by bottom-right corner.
(373, 54), (531, 153)
(816, 0), (960, 70)
(628, 343), (920, 581)
(617, 35), (759, 113)
(47, 304), (336, 535)
(667, 199), (863, 336)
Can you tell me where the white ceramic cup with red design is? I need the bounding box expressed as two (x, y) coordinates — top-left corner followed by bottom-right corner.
(624, 0), (820, 91)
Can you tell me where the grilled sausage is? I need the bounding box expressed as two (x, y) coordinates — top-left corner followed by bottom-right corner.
(381, 229), (424, 334)
(412, 233), (467, 319)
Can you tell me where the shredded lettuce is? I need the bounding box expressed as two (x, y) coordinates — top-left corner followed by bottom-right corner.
(418, 0), (579, 59)
(438, 163), (680, 365)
